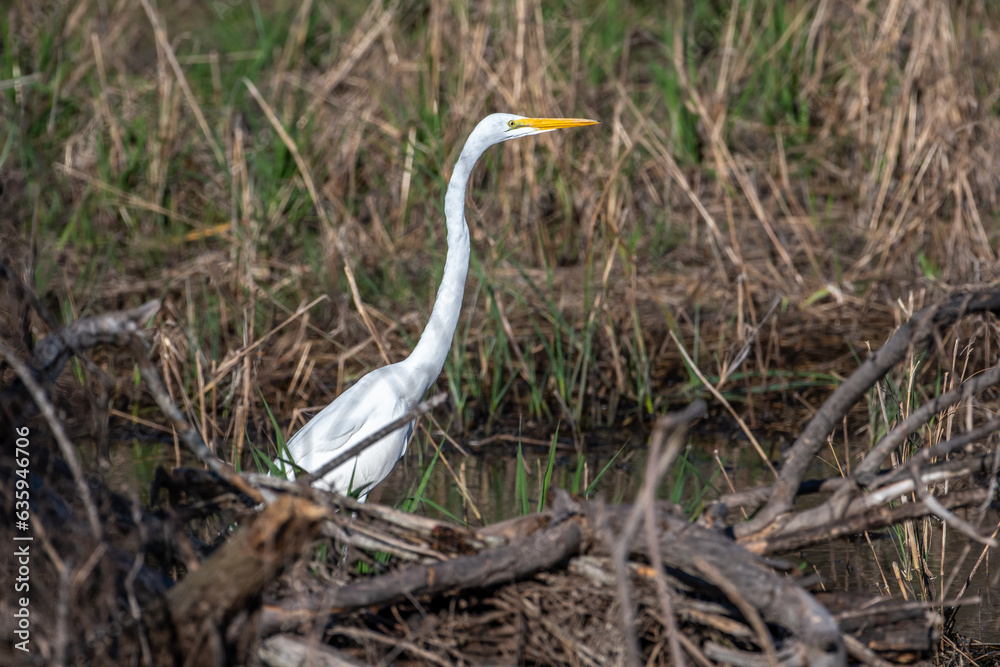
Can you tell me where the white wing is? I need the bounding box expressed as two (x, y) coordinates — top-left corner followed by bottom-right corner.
(276, 364), (418, 500)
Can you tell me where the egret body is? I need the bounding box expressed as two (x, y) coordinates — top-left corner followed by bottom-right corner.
(276, 114), (598, 500)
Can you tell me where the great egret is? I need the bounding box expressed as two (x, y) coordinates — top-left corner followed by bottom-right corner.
(276, 113), (598, 501)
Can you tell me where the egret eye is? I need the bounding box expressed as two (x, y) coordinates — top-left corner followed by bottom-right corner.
(507, 119), (517, 128)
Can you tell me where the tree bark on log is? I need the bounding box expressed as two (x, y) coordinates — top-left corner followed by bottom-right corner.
(166, 496), (326, 667)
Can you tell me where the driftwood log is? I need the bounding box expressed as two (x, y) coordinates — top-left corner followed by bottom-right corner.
(2, 264), (1000, 665)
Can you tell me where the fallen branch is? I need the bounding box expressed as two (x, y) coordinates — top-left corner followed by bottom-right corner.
(741, 487), (991, 555)
(264, 508), (583, 632)
(0, 299), (160, 428)
(167, 496), (326, 666)
(741, 289), (1000, 538)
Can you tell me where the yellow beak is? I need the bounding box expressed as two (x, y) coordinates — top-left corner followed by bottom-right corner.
(521, 117), (600, 130)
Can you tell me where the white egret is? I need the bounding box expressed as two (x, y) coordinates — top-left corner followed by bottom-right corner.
(276, 113), (598, 501)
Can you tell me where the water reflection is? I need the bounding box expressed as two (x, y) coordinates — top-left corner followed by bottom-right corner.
(374, 431), (788, 521)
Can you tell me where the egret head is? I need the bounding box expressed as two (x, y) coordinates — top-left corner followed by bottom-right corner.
(474, 113), (599, 148)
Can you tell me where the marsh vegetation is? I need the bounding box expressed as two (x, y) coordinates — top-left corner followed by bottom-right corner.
(3, 0), (1000, 664)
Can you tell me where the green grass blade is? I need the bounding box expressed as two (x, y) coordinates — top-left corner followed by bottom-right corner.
(516, 443), (529, 516)
(537, 424), (560, 512)
(398, 442), (440, 514)
(585, 445), (625, 497)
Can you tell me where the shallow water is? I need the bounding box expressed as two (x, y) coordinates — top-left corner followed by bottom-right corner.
(372, 433), (1000, 643)
(370, 430), (779, 524)
(797, 515), (1000, 643)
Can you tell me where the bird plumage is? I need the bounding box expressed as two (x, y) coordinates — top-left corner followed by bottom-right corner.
(275, 113), (597, 501)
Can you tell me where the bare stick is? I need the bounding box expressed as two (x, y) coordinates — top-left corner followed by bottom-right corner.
(128, 338), (264, 505)
(750, 450), (1000, 549)
(609, 400), (706, 667)
(742, 487), (991, 555)
(740, 289), (1000, 538)
(263, 516), (583, 632)
(260, 635), (368, 667)
(874, 415), (1000, 490)
(856, 362), (1000, 479)
(717, 296), (781, 387)
(0, 254), (58, 330)
(0, 300), (159, 538)
(912, 471), (997, 547)
(0, 338), (102, 539)
(717, 440), (1000, 519)
(642, 407), (705, 666)
(694, 558), (778, 665)
(30, 299), (161, 382)
(168, 496), (326, 661)
(841, 634), (901, 667)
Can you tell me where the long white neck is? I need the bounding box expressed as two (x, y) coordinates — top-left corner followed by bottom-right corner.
(403, 138), (490, 392)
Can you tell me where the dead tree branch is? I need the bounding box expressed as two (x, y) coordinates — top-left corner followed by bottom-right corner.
(739, 289), (1000, 538)
(167, 496), (326, 667)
